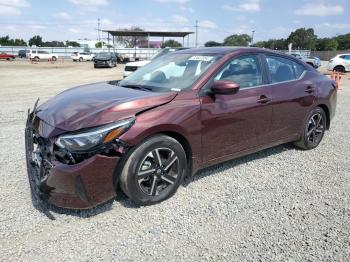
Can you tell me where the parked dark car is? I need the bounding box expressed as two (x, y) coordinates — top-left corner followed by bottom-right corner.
(0, 52), (15, 60)
(93, 52), (118, 68)
(18, 49), (30, 58)
(25, 47), (337, 215)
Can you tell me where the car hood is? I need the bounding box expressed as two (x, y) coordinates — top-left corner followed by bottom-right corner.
(125, 60), (151, 67)
(36, 81), (177, 132)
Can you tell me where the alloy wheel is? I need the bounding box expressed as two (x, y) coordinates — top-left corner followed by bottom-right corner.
(137, 148), (179, 196)
(306, 112), (325, 146)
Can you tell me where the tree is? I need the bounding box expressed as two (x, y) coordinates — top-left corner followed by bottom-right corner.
(116, 27), (147, 48)
(42, 41), (65, 47)
(205, 41), (222, 47)
(162, 39), (182, 48)
(95, 41), (106, 48)
(254, 39), (287, 50)
(28, 35), (43, 47)
(66, 41), (80, 47)
(315, 38), (338, 51)
(335, 33), (350, 50)
(0, 35), (11, 45)
(0, 35), (27, 46)
(13, 38), (27, 46)
(223, 34), (252, 47)
(287, 28), (317, 50)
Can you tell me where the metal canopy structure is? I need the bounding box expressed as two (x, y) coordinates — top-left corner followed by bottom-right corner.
(102, 29), (194, 47)
(102, 30), (193, 38)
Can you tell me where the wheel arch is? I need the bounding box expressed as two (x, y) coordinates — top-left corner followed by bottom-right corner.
(334, 65), (345, 72)
(317, 104), (330, 130)
(113, 130), (193, 191)
(160, 131), (193, 173)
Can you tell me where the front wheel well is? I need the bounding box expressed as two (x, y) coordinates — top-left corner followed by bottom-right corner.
(317, 104), (330, 130)
(160, 131), (193, 174)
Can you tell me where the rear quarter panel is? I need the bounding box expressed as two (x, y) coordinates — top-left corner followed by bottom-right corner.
(314, 72), (337, 121)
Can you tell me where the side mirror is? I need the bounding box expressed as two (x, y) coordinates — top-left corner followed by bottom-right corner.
(211, 80), (240, 95)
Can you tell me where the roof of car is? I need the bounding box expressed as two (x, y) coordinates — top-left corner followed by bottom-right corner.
(176, 47), (276, 55)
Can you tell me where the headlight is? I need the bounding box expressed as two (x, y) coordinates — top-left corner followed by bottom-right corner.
(55, 117), (135, 152)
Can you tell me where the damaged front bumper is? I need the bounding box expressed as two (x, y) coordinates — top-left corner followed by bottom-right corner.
(25, 107), (128, 218)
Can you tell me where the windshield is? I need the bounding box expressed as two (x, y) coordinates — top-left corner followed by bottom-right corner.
(96, 52), (112, 58)
(151, 49), (170, 60)
(119, 53), (222, 92)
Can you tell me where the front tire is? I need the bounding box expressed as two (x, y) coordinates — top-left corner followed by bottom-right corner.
(120, 135), (187, 205)
(294, 107), (326, 150)
(52, 56), (57, 61)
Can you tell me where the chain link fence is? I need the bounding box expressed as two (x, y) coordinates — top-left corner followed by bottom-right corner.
(0, 46), (159, 60)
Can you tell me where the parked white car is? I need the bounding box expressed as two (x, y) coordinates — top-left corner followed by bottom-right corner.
(123, 60), (151, 78)
(29, 50), (58, 61)
(327, 54), (350, 73)
(123, 48), (189, 78)
(71, 52), (95, 62)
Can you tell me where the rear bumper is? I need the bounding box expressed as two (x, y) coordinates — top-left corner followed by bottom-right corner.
(25, 113), (121, 211)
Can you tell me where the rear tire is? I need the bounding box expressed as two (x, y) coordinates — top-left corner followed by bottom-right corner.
(52, 56), (57, 61)
(334, 65), (345, 73)
(294, 107), (326, 150)
(34, 56), (39, 62)
(120, 135), (187, 205)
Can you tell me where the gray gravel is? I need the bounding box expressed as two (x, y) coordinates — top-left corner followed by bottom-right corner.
(0, 61), (349, 261)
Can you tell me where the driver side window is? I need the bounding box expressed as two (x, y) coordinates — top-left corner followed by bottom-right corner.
(214, 54), (263, 89)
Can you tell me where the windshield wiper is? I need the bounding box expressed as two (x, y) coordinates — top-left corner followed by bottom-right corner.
(121, 84), (153, 92)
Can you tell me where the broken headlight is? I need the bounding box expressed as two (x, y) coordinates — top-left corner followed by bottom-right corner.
(55, 117), (135, 152)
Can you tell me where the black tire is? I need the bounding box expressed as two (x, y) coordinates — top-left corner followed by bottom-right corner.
(52, 56), (57, 61)
(334, 65), (345, 73)
(294, 107), (327, 150)
(120, 135), (187, 205)
(79, 57), (83, 62)
(34, 56), (40, 62)
(94, 64), (97, 68)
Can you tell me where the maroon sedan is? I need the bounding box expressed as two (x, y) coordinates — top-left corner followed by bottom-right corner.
(0, 52), (15, 60)
(25, 47), (337, 215)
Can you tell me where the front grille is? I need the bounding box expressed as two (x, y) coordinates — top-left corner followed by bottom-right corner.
(125, 66), (138, 72)
(95, 60), (108, 64)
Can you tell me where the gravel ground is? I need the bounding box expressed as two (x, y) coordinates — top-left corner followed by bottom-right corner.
(0, 60), (349, 261)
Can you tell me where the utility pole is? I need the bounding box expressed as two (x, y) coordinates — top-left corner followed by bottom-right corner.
(195, 20), (198, 48)
(97, 18), (101, 42)
(251, 30), (255, 46)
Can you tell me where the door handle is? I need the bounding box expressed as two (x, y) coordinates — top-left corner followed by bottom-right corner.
(305, 86), (315, 93)
(257, 95), (270, 104)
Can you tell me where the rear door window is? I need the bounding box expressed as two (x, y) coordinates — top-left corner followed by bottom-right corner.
(266, 56), (296, 83)
(291, 61), (305, 79)
(214, 54), (263, 89)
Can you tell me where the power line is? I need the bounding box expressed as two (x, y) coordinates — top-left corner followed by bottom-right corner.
(195, 20), (198, 47)
(97, 18), (101, 42)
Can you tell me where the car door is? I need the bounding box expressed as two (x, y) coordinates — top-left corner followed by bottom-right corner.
(200, 54), (273, 163)
(263, 55), (317, 141)
(343, 55), (350, 71)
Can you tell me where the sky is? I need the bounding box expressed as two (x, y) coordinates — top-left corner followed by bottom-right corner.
(0, 0), (349, 46)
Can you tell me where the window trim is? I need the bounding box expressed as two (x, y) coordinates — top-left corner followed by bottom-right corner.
(263, 54), (306, 85)
(199, 52), (308, 96)
(212, 53), (267, 90)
